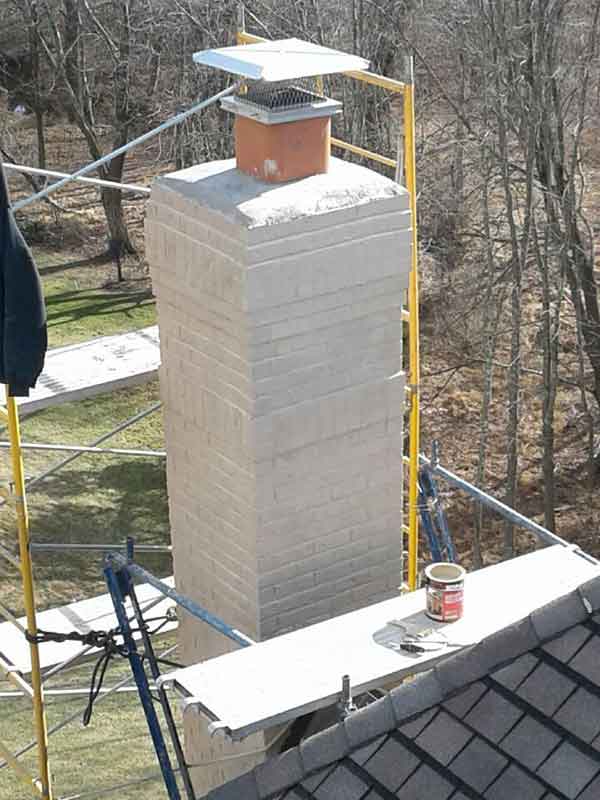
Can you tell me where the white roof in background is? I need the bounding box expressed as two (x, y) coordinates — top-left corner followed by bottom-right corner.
(193, 38), (369, 82)
(162, 545), (600, 740)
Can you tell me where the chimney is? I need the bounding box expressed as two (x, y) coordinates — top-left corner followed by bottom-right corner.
(222, 81), (340, 182)
(145, 39), (412, 794)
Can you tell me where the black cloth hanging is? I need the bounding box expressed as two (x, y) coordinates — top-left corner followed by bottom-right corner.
(0, 164), (47, 396)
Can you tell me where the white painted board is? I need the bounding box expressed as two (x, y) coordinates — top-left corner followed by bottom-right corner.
(0, 325), (160, 414)
(0, 576), (176, 674)
(193, 39), (369, 82)
(164, 547), (599, 740)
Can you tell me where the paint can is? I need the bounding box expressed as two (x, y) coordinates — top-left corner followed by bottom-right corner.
(424, 563), (466, 622)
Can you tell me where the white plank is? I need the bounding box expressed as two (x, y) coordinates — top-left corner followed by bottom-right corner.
(193, 39), (369, 82)
(0, 576), (176, 674)
(0, 326), (160, 414)
(164, 547), (600, 740)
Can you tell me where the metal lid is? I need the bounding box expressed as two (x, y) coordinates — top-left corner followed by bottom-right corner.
(193, 38), (369, 82)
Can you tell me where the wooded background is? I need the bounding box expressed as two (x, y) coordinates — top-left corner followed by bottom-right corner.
(2, 0), (600, 564)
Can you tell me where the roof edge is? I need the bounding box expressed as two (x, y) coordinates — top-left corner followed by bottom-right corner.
(205, 571), (600, 800)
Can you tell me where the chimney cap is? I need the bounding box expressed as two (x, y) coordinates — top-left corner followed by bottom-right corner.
(193, 38), (369, 83)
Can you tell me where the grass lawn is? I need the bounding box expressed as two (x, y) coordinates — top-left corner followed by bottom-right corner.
(0, 250), (179, 799)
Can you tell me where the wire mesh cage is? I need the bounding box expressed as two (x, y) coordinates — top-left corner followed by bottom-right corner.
(241, 79), (327, 112)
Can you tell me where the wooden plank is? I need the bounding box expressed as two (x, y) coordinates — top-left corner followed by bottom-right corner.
(0, 577), (176, 675)
(164, 547), (599, 740)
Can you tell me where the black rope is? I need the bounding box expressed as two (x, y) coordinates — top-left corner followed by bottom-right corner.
(82, 629), (130, 726)
(23, 614), (178, 726)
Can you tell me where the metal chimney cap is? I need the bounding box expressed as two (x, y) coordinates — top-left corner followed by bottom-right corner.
(193, 38), (369, 82)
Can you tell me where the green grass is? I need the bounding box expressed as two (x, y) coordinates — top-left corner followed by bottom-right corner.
(0, 251), (174, 799)
(36, 250), (156, 349)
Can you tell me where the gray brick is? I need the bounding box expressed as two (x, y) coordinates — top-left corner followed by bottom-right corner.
(492, 653), (538, 690)
(313, 762), (370, 800)
(443, 683), (487, 719)
(553, 688), (600, 744)
(208, 770), (259, 800)
(502, 716), (561, 770)
(449, 737), (507, 792)
(415, 711), (472, 766)
(344, 694), (395, 749)
(578, 576), (600, 613)
(484, 764), (546, 800)
(542, 626), (590, 663)
(389, 670), (445, 723)
(570, 636), (600, 688)
(255, 748), (303, 798)
(531, 591), (589, 642)
(300, 725), (349, 774)
(399, 708), (437, 739)
(517, 662), (576, 716)
(537, 742), (600, 799)
(361, 735), (419, 791)
(465, 689), (523, 742)
(398, 764), (454, 800)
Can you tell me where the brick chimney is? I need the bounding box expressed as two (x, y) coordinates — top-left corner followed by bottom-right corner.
(221, 81), (341, 182)
(145, 38), (412, 795)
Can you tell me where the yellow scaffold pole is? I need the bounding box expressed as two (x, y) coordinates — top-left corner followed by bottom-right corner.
(6, 392), (52, 799)
(403, 59), (420, 591)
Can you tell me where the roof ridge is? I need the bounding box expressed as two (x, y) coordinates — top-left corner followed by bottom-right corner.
(205, 571), (600, 800)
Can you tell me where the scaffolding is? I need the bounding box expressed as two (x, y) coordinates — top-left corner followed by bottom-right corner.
(1, 21), (422, 800)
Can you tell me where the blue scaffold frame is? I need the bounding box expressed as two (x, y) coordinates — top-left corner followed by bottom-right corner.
(103, 540), (254, 800)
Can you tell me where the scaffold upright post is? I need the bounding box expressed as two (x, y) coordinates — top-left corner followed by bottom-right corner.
(6, 392), (52, 799)
(403, 56), (421, 591)
(104, 557), (182, 800)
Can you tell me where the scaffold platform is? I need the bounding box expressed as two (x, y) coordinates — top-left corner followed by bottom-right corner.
(0, 575), (176, 675)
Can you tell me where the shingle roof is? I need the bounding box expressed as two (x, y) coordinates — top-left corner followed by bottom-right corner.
(205, 571), (600, 800)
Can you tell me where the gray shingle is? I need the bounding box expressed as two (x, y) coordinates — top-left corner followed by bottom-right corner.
(531, 591), (588, 642)
(361, 735), (419, 791)
(313, 763), (370, 800)
(344, 694), (395, 749)
(464, 689), (523, 742)
(576, 774), (600, 800)
(542, 626), (590, 663)
(492, 653), (538, 690)
(208, 770), (259, 800)
(300, 725), (349, 774)
(255, 748), (303, 799)
(415, 711), (472, 766)
(536, 741), (600, 799)
(517, 662), (576, 716)
(301, 766), (333, 794)
(438, 619), (539, 695)
(570, 637), (600, 688)
(349, 735), (385, 766)
(553, 687), (600, 744)
(449, 737), (507, 792)
(398, 764), (454, 800)
(484, 764), (546, 800)
(389, 670), (444, 724)
(443, 683), (487, 719)
(399, 708), (437, 739)
(578, 576), (600, 612)
(501, 716), (561, 770)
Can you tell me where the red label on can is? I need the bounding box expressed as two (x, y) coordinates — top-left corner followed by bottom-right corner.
(441, 588), (464, 621)
(426, 583), (464, 622)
